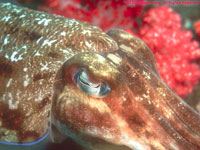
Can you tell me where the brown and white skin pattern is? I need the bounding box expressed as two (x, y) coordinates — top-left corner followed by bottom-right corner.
(0, 3), (200, 150)
(0, 3), (117, 144)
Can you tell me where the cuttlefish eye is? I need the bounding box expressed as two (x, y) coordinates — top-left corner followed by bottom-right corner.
(73, 68), (111, 98)
(51, 52), (120, 146)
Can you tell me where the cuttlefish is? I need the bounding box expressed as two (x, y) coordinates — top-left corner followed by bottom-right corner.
(0, 3), (199, 150)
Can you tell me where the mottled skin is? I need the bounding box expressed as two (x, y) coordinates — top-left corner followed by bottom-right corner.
(0, 3), (200, 150)
(0, 3), (117, 144)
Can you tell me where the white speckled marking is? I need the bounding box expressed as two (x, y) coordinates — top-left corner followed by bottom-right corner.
(82, 30), (92, 36)
(8, 93), (19, 109)
(1, 15), (11, 21)
(107, 54), (122, 65)
(3, 37), (9, 45)
(36, 18), (51, 26)
(23, 68), (28, 72)
(19, 14), (26, 18)
(42, 39), (57, 47)
(10, 51), (23, 62)
(22, 45), (27, 49)
(95, 55), (106, 64)
(66, 19), (78, 26)
(5, 54), (9, 59)
(119, 44), (133, 53)
(6, 79), (13, 88)
(23, 74), (30, 87)
(41, 63), (49, 71)
(23, 80), (29, 87)
(61, 49), (74, 56)
(36, 37), (43, 44)
(34, 51), (41, 56)
(143, 94), (149, 99)
(122, 95), (127, 102)
(2, 3), (10, 7)
(135, 96), (144, 101)
(60, 31), (66, 36)
(10, 52), (17, 62)
(13, 8), (22, 14)
(119, 32), (134, 39)
(142, 71), (151, 80)
(85, 41), (92, 48)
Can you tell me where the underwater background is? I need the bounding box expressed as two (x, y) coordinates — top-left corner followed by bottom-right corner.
(0, 0), (200, 150)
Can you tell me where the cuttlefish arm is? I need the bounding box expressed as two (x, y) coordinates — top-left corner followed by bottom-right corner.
(0, 3), (117, 144)
(107, 29), (200, 147)
(51, 29), (200, 150)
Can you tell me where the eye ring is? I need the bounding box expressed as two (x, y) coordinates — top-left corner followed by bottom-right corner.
(73, 68), (110, 98)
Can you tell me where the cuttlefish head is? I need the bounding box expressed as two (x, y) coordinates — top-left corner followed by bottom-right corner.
(51, 29), (200, 150)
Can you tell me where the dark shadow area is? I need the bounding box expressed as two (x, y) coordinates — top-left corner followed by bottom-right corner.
(0, 134), (83, 150)
(45, 138), (83, 150)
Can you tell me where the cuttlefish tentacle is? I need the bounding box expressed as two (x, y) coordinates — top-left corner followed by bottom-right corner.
(106, 29), (200, 148)
(119, 50), (200, 149)
(107, 29), (200, 133)
(51, 30), (200, 150)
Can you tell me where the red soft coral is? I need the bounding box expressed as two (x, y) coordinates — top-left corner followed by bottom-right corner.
(38, 0), (142, 31)
(139, 6), (200, 97)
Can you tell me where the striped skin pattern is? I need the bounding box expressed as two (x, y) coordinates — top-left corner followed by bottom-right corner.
(0, 3), (200, 150)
